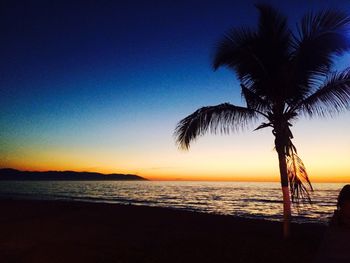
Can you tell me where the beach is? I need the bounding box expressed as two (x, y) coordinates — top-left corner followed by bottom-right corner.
(0, 199), (326, 263)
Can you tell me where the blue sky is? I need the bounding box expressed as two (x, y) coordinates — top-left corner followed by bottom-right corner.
(1, 0), (350, 181)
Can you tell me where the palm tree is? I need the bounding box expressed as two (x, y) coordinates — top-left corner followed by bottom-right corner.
(174, 4), (350, 238)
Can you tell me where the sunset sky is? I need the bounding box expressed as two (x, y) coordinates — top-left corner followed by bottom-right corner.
(1, 0), (350, 182)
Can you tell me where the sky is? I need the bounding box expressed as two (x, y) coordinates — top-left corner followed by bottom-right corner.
(1, 0), (350, 182)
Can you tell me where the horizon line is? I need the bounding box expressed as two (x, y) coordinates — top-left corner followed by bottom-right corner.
(1, 167), (348, 184)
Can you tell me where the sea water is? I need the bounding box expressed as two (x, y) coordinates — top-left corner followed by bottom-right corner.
(0, 181), (345, 224)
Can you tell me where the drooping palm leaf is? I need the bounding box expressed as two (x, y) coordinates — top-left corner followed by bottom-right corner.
(174, 103), (260, 150)
(287, 151), (313, 203)
(278, 125), (313, 203)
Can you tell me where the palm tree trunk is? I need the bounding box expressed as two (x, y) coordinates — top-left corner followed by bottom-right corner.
(276, 148), (291, 239)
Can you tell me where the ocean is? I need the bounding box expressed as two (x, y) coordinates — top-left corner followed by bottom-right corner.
(0, 181), (345, 224)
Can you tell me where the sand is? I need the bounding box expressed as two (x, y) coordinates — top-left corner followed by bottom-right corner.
(0, 199), (326, 263)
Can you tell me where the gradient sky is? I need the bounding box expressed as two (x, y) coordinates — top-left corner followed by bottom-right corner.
(1, 0), (350, 182)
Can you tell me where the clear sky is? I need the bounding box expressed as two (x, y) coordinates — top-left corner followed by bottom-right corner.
(1, 0), (349, 182)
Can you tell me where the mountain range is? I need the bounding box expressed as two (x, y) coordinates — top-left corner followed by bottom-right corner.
(0, 168), (147, 181)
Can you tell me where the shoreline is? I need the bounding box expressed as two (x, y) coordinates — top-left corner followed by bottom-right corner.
(0, 199), (326, 263)
(0, 195), (329, 224)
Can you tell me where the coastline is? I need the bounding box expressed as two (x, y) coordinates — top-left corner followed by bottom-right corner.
(0, 199), (326, 263)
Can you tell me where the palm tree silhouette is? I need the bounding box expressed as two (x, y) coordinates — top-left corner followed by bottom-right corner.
(174, 5), (350, 238)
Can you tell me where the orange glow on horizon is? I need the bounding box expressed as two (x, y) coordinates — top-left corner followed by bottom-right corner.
(1, 114), (349, 184)
(2, 162), (349, 183)
(139, 171), (350, 183)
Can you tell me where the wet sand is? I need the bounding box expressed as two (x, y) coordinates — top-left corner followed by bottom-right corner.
(0, 199), (326, 263)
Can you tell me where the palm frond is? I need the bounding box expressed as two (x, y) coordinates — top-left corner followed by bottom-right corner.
(174, 103), (259, 150)
(255, 3), (291, 66)
(254, 122), (272, 131)
(213, 5), (291, 100)
(296, 68), (350, 117)
(290, 9), (350, 96)
(241, 84), (271, 112)
(298, 9), (350, 48)
(255, 4), (290, 45)
(212, 27), (259, 76)
(287, 152), (313, 203)
(274, 124), (313, 203)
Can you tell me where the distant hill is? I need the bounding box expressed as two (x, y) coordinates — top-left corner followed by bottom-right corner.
(0, 168), (147, 181)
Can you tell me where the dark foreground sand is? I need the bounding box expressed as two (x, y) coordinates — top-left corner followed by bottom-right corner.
(0, 200), (326, 263)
